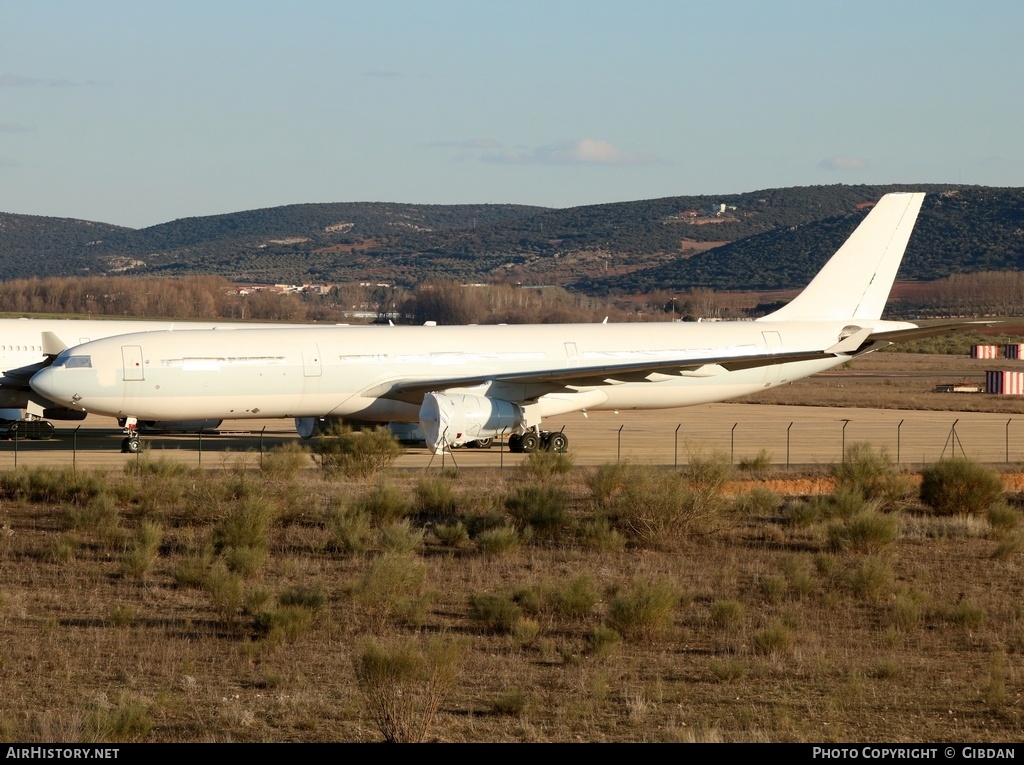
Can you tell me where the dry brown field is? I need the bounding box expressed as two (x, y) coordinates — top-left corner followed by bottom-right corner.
(1, 352), (1023, 744)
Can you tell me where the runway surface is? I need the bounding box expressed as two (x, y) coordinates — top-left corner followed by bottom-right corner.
(3, 403), (1022, 472)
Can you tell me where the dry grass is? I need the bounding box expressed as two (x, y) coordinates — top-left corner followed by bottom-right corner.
(0, 458), (1023, 743)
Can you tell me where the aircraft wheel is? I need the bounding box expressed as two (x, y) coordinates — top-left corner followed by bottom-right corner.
(472, 437), (493, 449)
(122, 437), (141, 454)
(520, 432), (540, 453)
(549, 432), (569, 453)
(508, 434), (523, 453)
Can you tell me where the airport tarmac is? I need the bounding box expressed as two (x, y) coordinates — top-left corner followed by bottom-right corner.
(2, 402), (1023, 472)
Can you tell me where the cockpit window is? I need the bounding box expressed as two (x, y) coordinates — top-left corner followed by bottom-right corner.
(53, 355), (92, 369)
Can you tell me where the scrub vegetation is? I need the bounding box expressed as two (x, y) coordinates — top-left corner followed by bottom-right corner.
(0, 443), (1023, 743)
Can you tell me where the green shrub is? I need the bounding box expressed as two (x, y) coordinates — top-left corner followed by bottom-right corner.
(732, 487), (782, 515)
(204, 560), (244, 621)
(709, 599), (745, 631)
(257, 604), (316, 645)
(577, 516), (627, 551)
(433, 521), (469, 548)
(83, 692), (153, 742)
(753, 621), (794, 656)
(476, 525), (521, 556)
(737, 449), (772, 472)
(313, 425), (402, 477)
(520, 449), (574, 479)
(358, 481), (413, 526)
(606, 578), (680, 640)
(586, 625), (621, 658)
(759, 574), (788, 604)
(326, 505), (372, 556)
(491, 688), (528, 717)
(261, 441), (311, 477)
(354, 636), (463, 744)
(120, 521), (163, 579)
(379, 519), (425, 554)
(832, 443), (912, 511)
(353, 553), (431, 629)
(848, 556), (894, 603)
(919, 459), (1003, 516)
(710, 658), (747, 682)
(586, 462), (633, 508)
(212, 496), (272, 575)
(1, 466), (107, 506)
(828, 509), (899, 553)
(601, 463), (727, 548)
(415, 475), (460, 518)
(548, 574), (600, 620)
(504, 484), (570, 538)
(66, 493), (120, 534)
(469, 593), (522, 634)
(279, 583), (326, 612)
(987, 501), (1020, 533)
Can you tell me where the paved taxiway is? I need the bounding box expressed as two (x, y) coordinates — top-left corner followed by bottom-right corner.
(2, 403), (1023, 472)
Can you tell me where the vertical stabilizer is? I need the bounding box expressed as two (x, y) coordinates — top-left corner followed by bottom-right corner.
(760, 192), (924, 322)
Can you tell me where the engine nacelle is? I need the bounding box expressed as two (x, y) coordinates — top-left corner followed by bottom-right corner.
(419, 392), (525, 452)
(43, 408), (88, 421)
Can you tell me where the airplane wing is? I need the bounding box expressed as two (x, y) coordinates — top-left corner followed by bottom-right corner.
(373, 346), (854, 405)
(371, 321), (994, 405)
(859, 321), (995, 345)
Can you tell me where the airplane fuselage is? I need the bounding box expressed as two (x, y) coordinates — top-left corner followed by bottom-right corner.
(30, 318), (910, 424)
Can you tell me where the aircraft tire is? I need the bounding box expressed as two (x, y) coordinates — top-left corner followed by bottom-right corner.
(122, 437), (141, 454)
(472, 438), (493, 449)
(508, 434), (523, 453)
(520, 432), (540, 453)
(549, 432), (569, 453)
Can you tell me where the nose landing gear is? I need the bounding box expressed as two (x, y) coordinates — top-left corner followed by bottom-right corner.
(119, 417), (141, 453)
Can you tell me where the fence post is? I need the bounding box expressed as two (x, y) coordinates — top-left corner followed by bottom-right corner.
(841, 419), (850, 463)
(1007, 419), (1012, 463)
(731, 423), (737, 465)
(260, 426), (266, 470)
(787, 422), (793, 468)
(674, 424), (680, 468)
(617, 425), (623, 463)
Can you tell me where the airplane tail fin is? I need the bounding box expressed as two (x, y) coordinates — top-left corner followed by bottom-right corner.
(760, 192), (924, 323)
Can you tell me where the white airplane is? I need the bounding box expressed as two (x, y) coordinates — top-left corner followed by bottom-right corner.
(0, 317), (315, 437)
(29, 192), (977, 454)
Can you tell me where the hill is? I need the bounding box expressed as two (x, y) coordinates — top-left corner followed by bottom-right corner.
(1, 185), (1022, 293)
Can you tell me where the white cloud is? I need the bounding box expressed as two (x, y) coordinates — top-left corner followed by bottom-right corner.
(819, 155), (869, 171)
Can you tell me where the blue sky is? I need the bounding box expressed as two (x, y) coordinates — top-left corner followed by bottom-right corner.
(2, 1), (1022, 228)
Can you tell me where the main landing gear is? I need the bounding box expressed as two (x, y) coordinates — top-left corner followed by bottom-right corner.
(507, 430), (569, 454)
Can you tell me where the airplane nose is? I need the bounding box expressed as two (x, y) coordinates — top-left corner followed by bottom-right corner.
(30, 368), (66, 403)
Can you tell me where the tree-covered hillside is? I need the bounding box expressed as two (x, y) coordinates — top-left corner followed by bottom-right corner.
(1, 185), (1021, 292)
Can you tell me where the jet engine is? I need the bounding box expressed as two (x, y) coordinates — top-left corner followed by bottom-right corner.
(418, 392), (525, 452)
